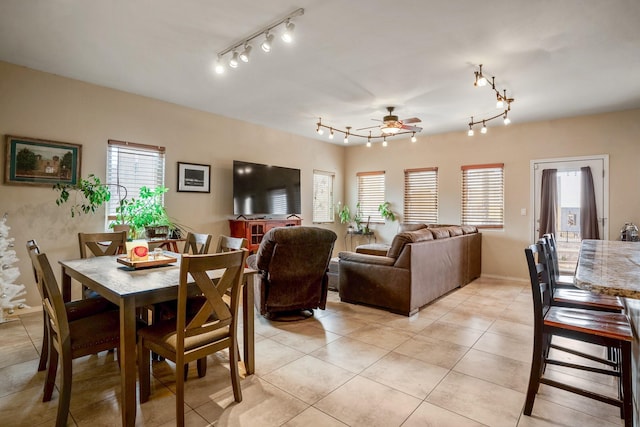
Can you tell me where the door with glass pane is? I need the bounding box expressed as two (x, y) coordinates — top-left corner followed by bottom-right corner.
(532, 156), (608, 273)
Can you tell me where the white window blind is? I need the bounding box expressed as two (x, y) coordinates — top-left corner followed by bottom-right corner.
(106, 140), (165, 221)
(461, 163), (504, 228)
(404, 167), (438, 223)
(357, 171), (385, 223)
(313, 170), (335, 223)
(268, 188), (288, 215)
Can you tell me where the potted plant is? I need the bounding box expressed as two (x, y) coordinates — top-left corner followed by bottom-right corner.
(115, 186), (175, 239)
(378, 201), (396, 222)
(337, 202), (363, 232)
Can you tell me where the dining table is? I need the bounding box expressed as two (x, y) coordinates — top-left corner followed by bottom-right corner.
(574, 239), (640, 424)
(59, 253), (257, 427)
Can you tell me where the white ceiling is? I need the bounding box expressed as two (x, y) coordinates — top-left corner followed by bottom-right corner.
(1, 0), (639, 145)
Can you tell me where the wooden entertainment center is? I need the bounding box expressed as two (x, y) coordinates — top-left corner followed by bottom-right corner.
(229, 218), (302, 252)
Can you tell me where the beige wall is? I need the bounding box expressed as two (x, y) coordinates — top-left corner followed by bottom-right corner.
(344, 108), (640, 280)
(2, 60), (639, 309)
(0, 61), (344, 307)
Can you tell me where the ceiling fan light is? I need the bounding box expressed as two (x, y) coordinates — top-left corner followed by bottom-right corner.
(381, 125), (401, 135)
(261, 32), (274, 52)
(239, 44), (252, 63)
(229, 51), (239, 68)
(281, 20), (295, 43)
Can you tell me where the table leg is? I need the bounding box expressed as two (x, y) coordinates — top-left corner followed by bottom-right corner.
(120, 298), (137, 427)
(243, 275), (255, 375)
(170, 242), (179, 252)
(61, 266), (71, 303)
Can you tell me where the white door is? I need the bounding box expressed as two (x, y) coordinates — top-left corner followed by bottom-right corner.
(532, 155), (608, 241)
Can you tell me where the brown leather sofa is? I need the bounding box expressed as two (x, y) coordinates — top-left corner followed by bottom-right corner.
(338, 224), (481, 316)
(248, 226), (337, 318)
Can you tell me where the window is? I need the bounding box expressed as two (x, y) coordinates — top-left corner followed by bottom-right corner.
(461, 163), (504, 228)
(313, 170), (335, 223)
(106, 140), (165, 224)
(404, 167), (438, 223)
(357, 171), (385, 223)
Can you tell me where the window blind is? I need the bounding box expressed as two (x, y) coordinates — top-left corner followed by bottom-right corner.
(461, 163), (504, 228)
(106, 140), (165, 221)
(357, 171), (385, 223)
(313, 170), (335, 223)
(404, 167), (438, 223)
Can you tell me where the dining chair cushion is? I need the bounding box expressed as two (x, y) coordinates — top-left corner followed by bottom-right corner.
(138, 315), (227, 353)
(68, 311), (121, 355)
(66, 298), (117, 322)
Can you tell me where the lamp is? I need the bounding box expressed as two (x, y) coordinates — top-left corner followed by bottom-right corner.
(261, 32), (274, 52)
(281, 20), (295, 43)
(315, 116), (422, 146)
(467, 64), (515, 136)
(214, 8), (304, 75)
(239, 44), (252, 63)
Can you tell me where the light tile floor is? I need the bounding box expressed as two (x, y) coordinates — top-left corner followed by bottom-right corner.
(0, 277), (626, 426)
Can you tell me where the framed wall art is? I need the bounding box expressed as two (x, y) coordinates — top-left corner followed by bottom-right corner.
(177, 162), (210, 193)
(4, 135), (82, 186)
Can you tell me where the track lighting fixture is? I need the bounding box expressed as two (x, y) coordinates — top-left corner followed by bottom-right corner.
(214, 8), (304, 75)
(315, 114), (422, 146)
(467, 64), (515, 136)
(261, 32), (274, 52)
(316, 121), (324, 135)
(239, 44), (252, 63)
(214, 56), (225, 74)
(281, 20), (295, 43)
(229, 51), (239, 68)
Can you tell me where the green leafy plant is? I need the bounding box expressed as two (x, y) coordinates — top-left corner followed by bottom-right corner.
(337, 202), (363, 231)
(378, 201), (396, 221)
(53, 174), (112, 218)
(115, 186), (174, 237)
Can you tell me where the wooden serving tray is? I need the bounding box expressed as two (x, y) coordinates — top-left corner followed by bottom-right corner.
(117, 255), (178, 269)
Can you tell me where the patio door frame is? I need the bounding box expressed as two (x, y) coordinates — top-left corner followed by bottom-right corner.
(530, 154), (609, 243)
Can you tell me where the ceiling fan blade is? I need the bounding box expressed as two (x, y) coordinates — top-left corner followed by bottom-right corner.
(371, 118), (382, 122)
(401, 124), (423, 132)
(356, 125), (380, 131)
(401, 117), (421, 124)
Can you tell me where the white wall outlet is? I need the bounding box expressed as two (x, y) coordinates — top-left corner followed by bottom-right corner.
(521, 208), (527, 216)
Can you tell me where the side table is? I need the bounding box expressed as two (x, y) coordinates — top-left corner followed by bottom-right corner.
(344, 230), (375, 251)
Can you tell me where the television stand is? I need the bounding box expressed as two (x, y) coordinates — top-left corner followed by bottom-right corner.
(229, 218), (302, 252)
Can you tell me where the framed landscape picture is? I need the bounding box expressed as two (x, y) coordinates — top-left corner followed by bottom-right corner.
(177, 162), (210, 193)
(4, 135), (81, 186)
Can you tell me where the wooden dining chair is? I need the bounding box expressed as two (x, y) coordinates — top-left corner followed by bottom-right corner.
(78, 231), (127, 298)
(524, 242), (633, 426)
(26, 240), (116, 372)
(215, 235), (248, 253)
(538, 237), (624, 313)
(29, 250), (121, 427)
(138, 249), (249, 427)
(182, 232), (213, 254)
(542, 233), (578, 287)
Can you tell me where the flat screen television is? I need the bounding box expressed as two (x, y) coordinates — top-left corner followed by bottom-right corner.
(233, 160), (301, 216)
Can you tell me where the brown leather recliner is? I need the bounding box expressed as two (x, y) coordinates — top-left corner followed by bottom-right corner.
(247, 226), (337, 318)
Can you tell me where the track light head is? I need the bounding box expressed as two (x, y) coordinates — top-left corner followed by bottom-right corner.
(503, 112), (511, 125)
(239, 44), (252, 63)
(411, 132), (417, 143)
(481, 121), (488, 134)
(474, 64), (487, 87)
(214, 56), (225, 74)
(261, 32), (274, 52)
(281, 20), (295, 43)
(329, 128), (334, 139)
(229, 51), (239, 68)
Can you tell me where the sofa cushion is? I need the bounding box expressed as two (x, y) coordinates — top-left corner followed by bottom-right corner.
(429, 227), (451, 239)
(461, 225), (478, 234)
(398, 223), (428, 232)
(443, 226), (464, 236)
(387, 228), (434, 259)
(355, 243), (391, 256)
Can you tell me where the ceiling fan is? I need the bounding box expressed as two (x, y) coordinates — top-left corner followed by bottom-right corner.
(357, 106), (422, 135)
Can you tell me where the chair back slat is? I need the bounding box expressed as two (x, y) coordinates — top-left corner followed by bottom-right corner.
(176, 250), (248, 351)
(78, 231), (127, 258)
(32, 252), (71, 352)
(183, 232), (213, 254)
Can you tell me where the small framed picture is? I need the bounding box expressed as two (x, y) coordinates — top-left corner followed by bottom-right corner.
(4, 135), (82, 186)
(177, 162), (210, 193)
